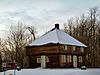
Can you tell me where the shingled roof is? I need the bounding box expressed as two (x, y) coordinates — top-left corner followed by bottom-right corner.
(28, 24), (87, 47)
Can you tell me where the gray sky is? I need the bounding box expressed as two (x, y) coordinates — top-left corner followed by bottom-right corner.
(0, 0), (100, 38)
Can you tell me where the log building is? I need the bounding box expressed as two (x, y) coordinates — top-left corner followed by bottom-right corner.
(25, 24), (87, 68)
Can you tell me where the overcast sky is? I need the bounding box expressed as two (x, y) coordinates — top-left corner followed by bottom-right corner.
(0, 0), (100, 38)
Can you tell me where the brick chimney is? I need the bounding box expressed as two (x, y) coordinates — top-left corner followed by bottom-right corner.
(55, 24), (59, 29)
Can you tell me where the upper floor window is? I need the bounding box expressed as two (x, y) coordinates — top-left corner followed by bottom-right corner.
(73, 46), (75, 51)
(64, 45), (67, 50)
(81, 47), (84, 52)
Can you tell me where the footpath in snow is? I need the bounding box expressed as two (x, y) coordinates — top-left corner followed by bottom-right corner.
(0, 68), (100, 75)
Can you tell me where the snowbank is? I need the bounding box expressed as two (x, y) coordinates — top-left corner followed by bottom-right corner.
(0, 68), (100, 75)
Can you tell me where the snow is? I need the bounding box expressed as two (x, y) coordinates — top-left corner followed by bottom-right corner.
(0, 68), (100, 75)
(29, 28), (87, 47)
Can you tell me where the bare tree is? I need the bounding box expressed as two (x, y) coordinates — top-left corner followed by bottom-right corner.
(64, 7), (100, 67)
(2, 22), (36, 68)
(0, 38), (3, 67)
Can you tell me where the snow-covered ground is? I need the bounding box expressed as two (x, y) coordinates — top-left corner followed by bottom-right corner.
(0, 68), (100, 75)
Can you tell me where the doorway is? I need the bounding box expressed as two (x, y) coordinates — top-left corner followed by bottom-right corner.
(73, 55), (77, 68)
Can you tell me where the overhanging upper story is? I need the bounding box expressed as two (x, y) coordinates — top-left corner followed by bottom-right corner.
(26, 24), (87, 56)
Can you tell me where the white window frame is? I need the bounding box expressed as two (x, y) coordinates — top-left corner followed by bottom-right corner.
(73, 46), (75, 51)
(37, 56), (49, 63)
(79, 56), (82, 63)
(67, 55), (72, 63)
(64, 45), (67, 50)
(2, 63), (6, 67)
(61, 55), (66, 63)
(37, 58), (41, 63)
(46, 57), (49, 63)
(81, 47), (84, 52)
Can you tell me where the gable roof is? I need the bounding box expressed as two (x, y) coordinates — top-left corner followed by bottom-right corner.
(28, 28), (87, 47)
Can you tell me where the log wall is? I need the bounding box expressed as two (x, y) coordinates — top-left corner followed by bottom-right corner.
(26, 44), (85, 68)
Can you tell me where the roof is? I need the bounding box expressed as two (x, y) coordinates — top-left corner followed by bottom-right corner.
(28, 28), (87, 47)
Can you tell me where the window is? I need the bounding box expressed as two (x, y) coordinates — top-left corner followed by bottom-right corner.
(37, 56), (49, 63)
(73, 46), (75, 51)
(79, 56), (82, 63)
(46, 57), (49, 63)
(37, 58), (41, 63)
(67, 46), (72, 51)
(64, 45), (67, 50)
(67, 55), (72, 63)
(81, 47), (84, 52)
(61, 55), (66, 63)
(2, 63), (6, 67)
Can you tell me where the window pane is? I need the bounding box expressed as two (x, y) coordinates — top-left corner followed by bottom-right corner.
(73, 46), (75, 51)
(37, 58), (41, 63)
(61, 55), (66, 63)
(79, 56), (82, 63)
(64, 45), (67, 50)
(81, 47), (84, 52)
(46, 57), (49, 63)
(67, 55), (72, 63)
